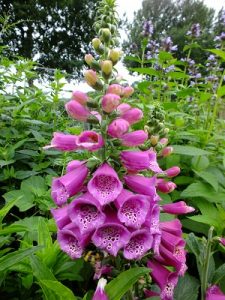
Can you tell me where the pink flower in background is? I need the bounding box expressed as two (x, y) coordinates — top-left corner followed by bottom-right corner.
(65, 100), (90, 121)
(76, 131), (104, 151)
(102, 93), (121, 113)
(206, 285), (225, 300)
(66, 160), (86, 173)
(72, 90), (88, 105)
(106, 84), (123, 96)
(120, 130), (148, 147)
(51, 206), (70, 230)
(120, 107), (143, 125)
(123, 86), (134, 98)
(51, 165), (88, 206)
(107, 118), (130, 138)
(123, 229), (153, 260)
(219, 237), (225, 246)
(88, 163), (123, 205)
(116, 103), (131, 114)
(162, 201), (195, 214)
(43, 132), (78, 151)
(93, 278), (109, 300)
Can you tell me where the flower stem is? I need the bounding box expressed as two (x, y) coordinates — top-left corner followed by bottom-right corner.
(201, 226), (214, 300)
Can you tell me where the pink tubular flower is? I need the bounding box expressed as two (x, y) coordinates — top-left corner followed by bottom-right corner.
(117, 194), (150, 228)
(102, 93), (121, 113)
(106, 84), (123, 96)
(51, 206), (70, 230)
(120, 108), (143, 125)
(120, 150), (162, 173)
(93, 278), (109, 300)
(161, 146), (173, 157)
(94, 263), (112, 280)
(124, 229), (153, 260)
(92, 222), (131, 256)
(107, 118), (130, 138)
(160, 219), (183, 237)
(116, 103), (131, 114)
(219, 238), (225, 246)
(76, 131), (104, 151)
(162, 201), (195, 215)
(72, 90), (88, 105)
(147, 260), (179, 300)
(57, 225), (89, 259)
(66, 160), (86, 173)
(65, 100), (90, 122)
(164, 166), (180, 177)
(43, 132), (78, 151)
(144, 203), (161, 234)
(69, 193), (105, 234)
(206, 285), (225, 300)
(123, 86), (134, 98)
(120, 130), (148, 147)
(124, 174), (158, 200)
(51, 165), (89, 206)
(87, 163), (123, 206)
(157, 179), (176, 193)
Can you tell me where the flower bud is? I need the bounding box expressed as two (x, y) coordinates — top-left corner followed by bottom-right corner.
(123, 86), (134, 98)
(84, 54), (94, 66)
(121, 108), (143, 125)
(107, 84), (123, 96)
(101, 60), (113, 78)
(65, 100), (90, 122)
(157, 179), (176, 193)
(162, 201), (195, 214)
(93, 278), (108, 300)
(101, 28), (111, 43)
(108, 49), (121, 65)
(117, 103), (131, 114)
(165, 166), (180, 177)
(102, 93), (121, 113)
(84, 70), (103, 91)
(160, 138), (168, 145)
(92, 38), (101, 49)
(107, 118), (130, 138)
(150, 135), (159, 146)
(72, 91), (88, 105)
(161, 146), (173, 157)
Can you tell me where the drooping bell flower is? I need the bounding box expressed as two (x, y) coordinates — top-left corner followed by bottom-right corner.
(93, 278), (109, 300)
(123, 229), (153, 260)
(51, 165), (89, 206)
(66, 160), (86, 173)
(147, 260), (179, 300)
(43, 132), (78, 151)
(57, 225), (89, 259)
(117, 194), (150, 228)
(123, 86), (134, 98)
(106, 84), (123, 96)
(120, 150), (162, 173)
(107, 118), (130, 138)
(51, 206), (71, 230)
(65, 100), (90, 122)
(206, 285), (225, 300)
(116, 103), (131, 114)
(120, 130), (148, 147)
(76, 131), (104, 151)
(92, 221), (131, 256)
(157, 179), (176, 194)
(144, 203), (161, 234)
(102, 93), (121, 113)
(162, 201), (195, 215)
(120, 108), (143, 125)
(72, 90), (88, 105)
(88, 163), (123, 206)
(160, 219), (183, 237)
(114, 189), (133, 208)
(68, 192), (106, 234)
(164, 166), (181, 177)
(124, 174), (158, 200)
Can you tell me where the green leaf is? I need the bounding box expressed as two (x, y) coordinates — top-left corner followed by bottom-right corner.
(0, 159), (15, 167)
(171, 145), (211, 156)
(124, 56), (142, 63)
(0, 195), (22, 220)
(21, 176), (47, 196)
(207, 49), (225, 61)
(218, 86), (225, 97)
(181, 182), (225, 203)
(184, 43), (201, 52)
(212, 263), (225, 284)
(105, 267), (149, 300)
(194, 171), (218, 191)
(191, 156), (209, 171)
(0, 246), (41, 272)
(158, 51), (173, 61)
(167, 71), (188, 79)
(40, 280), (77, 300)
(174, 274), (200, 300)
(3, 190), (35, 212)
(0, 224), (28, 235)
